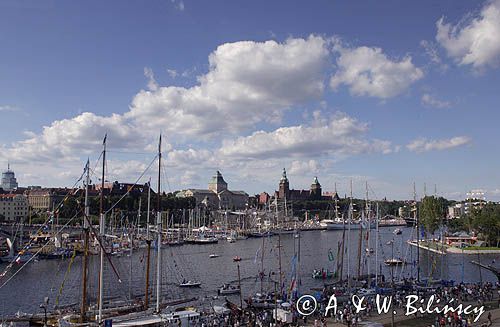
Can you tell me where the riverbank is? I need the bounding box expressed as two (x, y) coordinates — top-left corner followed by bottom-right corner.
(408, 240), (500, 255)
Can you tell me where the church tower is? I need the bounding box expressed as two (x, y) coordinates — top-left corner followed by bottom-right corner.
(208, 171), (228, 193)
(278, 168), (289, 199)
(310, 176), (322, 200)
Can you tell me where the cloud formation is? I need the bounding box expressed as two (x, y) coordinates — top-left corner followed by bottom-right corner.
(3, 112), (141, 163)
(219, 113), (394, 159)
(421, 93), (452, 109)
(330, 40), (424, 98)
(289, 160), (322, 175)
(407, 136), (471, 153)
(0, 105), (19, 112)
(436, 0), (500, 68)
(128, 36), (329, 138)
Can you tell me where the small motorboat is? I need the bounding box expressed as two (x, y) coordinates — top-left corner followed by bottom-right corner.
(384, 258), (405, 266)
(179, 280), (202, 288)
(393, 228), (402, 235)
(312, 269), (334, 279)
(209, 253), (219, 258)
(218, 284), (241, 295)
(226, 236), (236, 243)
(233, 256), (242, 262)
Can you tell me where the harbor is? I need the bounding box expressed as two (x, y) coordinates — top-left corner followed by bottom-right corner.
(1, 197), (499, 326)
(0, 141), (498, 326)
(1, 0), (500, 325)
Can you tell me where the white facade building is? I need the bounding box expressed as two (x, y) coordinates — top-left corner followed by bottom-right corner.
(177, 171), (249, 210)
(0, 194), (28, 222)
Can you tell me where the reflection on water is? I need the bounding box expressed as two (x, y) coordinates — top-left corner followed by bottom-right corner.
(0, 227), (497, 316)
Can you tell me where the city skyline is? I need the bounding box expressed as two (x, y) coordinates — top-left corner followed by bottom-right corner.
(0, 0), (499, 201)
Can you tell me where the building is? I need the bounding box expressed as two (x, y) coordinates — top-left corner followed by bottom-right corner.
(27, 188), (72, 212)
(259, 192), (271, 206)
(95, 181), (152, 196)
(0, 194), (28, 222)
(182, 189), (220, 208)
(1, 164), (18, 191)
(464, 190), (486, 215)
(448, 203), (465, 219)
(276, 168), (330, 201)
(177, 171), (249, 210)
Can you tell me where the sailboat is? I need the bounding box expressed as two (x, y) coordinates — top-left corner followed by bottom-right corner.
(97, 136), (199, 325)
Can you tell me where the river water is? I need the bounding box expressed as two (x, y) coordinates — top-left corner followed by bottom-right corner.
(0, 227), (497, 317)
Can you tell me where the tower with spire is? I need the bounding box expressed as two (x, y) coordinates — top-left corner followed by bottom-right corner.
(1, 163), (18, 191)
(278, 168), (289, 199)
(310, 176), (322, 200)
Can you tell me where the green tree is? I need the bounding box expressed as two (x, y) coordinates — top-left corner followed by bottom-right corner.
(470, 203), (500, 247)
(419, 196), (447, 234)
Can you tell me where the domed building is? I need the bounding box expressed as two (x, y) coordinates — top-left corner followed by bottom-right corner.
(1, 164), (18, 191)
(177, 171), (249, 210)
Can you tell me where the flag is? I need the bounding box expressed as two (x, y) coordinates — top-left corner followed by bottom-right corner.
(103, 133), (107, 145)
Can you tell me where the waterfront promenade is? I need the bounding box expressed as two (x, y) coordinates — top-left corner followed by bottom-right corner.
(408, 240), (500, 255)
(303, 298), (500, 326)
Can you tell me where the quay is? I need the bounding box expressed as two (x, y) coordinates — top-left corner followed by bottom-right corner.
(304, 299), (500, 327)
(407, 240), (500, 255)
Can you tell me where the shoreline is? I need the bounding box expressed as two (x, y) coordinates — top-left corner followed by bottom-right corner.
(407, 240), (500, 255)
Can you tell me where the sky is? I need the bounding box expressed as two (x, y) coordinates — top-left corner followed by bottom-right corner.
(0, 0), (499, 201)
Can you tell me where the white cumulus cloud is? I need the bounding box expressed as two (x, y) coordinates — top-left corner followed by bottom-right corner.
(407, 136), (471, 153)
(0, 105), (19, 112)
(219, 113), (394, 159)
(127, 35), (329, 138)
(436, 0), (500, 68)
(289, 160), (322, 175)
(330, 40), (424, 98)
(421, 93), (452, 108)
(3, 112), (142, 163)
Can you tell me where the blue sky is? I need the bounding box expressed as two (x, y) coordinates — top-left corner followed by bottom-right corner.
(1, 0), (499, 201)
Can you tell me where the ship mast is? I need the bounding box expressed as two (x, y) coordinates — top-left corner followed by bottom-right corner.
(144, 178), (152, 309)
(80, 159), (90, 322)
(414, 182), (420, 284)
(347, 179), (352, 294)
(260, 233), (265, 293)
(98, 134), (107, 324)
(375, 202), (379, 287)
(155, 135), (162, 313)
